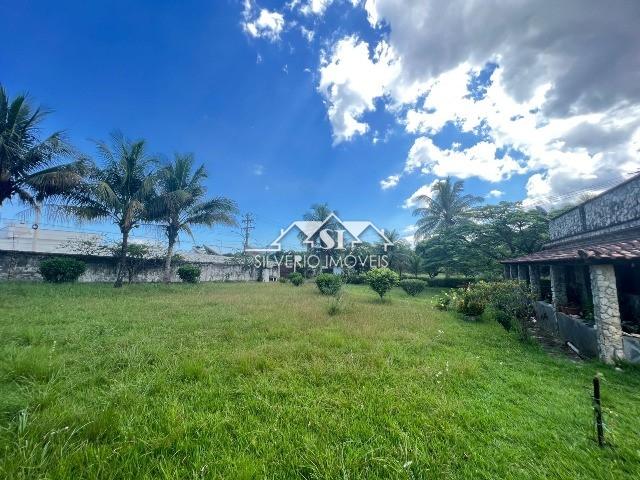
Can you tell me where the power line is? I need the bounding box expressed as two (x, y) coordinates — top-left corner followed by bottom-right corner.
(240, 213), (255, 252)
(524, 173), (633, 209)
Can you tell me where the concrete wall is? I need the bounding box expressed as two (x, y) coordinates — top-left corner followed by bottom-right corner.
(549, 174), (640, 241)
(0, 250), (257, 283)
(623, 335), (640, 363)
(533, 301), (600, 359)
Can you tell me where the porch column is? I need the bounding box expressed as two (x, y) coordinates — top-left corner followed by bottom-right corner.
(589, 264), (624, 363)
(517, 264), (529, 283)
(550, 265), (568, 308)
(503, 264), (510, 279)
(529, 264), (541, 300)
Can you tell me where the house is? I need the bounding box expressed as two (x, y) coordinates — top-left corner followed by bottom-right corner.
(502, 174), (640, 364)
(263, 213), (393, 252)
(0, 222), (102, 254)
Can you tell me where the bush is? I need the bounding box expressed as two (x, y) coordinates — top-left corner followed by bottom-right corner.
(278, 276), (288, 283)
(315, 273), (342, 295)
(39, 257), (86, 283)
(443, 281), (533, 337)
(365, 267), (399, 299)
(289, 272), (304, 286)
(425, 277), (475, 289)
(343, 272), (367, 284)
(399, 279), (427, 296)
(434, 290), (458, 310)
(177, 264), (201, 283)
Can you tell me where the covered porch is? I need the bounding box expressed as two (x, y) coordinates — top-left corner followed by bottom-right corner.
(503, 236), (640, 364)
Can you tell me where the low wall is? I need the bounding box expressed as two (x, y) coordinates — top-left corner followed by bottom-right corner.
(533, 301), (599, 359)
(0, 250), (256, 283)
(623, 335), (640, 363)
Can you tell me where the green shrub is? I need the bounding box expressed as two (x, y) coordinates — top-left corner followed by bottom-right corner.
(449, 281), (533, 337)
(343, 272), (367, 284)
(399, 279), (426, 296)
(289, 272), (304, 286)
(434, 290), (458, 310)
(177, 265), (201, 283)
(39, 257), (86, 283)
(365, 267), (399, 299)
(425, 277), (474, 289)
(278, 276), (288, 283)
(315, 273), (342, 295)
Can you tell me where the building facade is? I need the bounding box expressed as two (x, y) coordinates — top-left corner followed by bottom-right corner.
(503, 174), (640, 364)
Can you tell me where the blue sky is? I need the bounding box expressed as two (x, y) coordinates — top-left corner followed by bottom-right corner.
(1, 0), (638, 251)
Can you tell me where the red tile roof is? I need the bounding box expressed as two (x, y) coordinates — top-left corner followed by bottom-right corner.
(502, 234), (640, 264)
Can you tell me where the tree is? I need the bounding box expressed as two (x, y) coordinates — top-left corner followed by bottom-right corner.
(0, 85), (84, 207)
(383, 229), (411, 278)
(413, 177), (482, 239)
(65, 132), (157, 287)
(301, 203), (339, 271)
(474, 202), (549, 258)
(303, 202), (334, 221)
(150, 154), (237, 282)
(408, 252), (423, 278)
(414, 201), (551, 278)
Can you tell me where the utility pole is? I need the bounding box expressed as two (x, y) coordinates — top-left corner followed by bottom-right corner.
(240, 213), (255, 252)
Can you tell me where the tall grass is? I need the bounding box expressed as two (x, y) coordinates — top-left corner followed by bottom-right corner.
(0, 282), (639, 479)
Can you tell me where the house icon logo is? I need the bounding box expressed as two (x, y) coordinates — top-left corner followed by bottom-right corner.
(246, 213), (394, 253)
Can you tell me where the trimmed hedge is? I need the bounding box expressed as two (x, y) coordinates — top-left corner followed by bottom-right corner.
(399, 278), (426, 296)
(177, 264), (201, 283)
(39, 257), (86, 283)
(289, 272), (304, 286)
(315, 273), (342, 295)
(424, 277), (474, 289)
(343, 272), (367, 284)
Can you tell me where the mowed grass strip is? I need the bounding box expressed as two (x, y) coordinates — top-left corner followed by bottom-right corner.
(1, 282), (639, 479)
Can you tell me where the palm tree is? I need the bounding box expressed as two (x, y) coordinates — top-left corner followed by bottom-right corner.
(413, 177), (482, 240)
(150, 154), (238, 282)
(0, 85), (83, 207)
(303, 203), (335, 223)
(384, 229), (411, 277)
(300, 203), (339, 247)
(66, 132), (157, 288)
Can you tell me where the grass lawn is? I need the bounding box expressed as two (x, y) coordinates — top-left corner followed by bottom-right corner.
(1, 282), (639, 479)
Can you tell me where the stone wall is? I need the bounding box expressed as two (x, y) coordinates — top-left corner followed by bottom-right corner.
(549, 207), (583, 240)
(590, 264), (625, 363)
(0, 250), (257, 283)
(549, 174), (640, 241)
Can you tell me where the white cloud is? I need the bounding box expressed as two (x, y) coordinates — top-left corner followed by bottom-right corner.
(298, 0), (360, 16)
(380, 174), (400, 190)
(242, 1), (285, 42)
(318, 36), (400, 143)
(300, 0), (334, 16)
(242, 0), (640, 204)
(402, 224), (417, 235)
(300, 26), (315, 42)
(365, 0), (640, 203)
(487, 189), (504, 198)
(252, 164), (265, 176)
(403, 179), (440, 209)
(404, 137), (526, 182)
